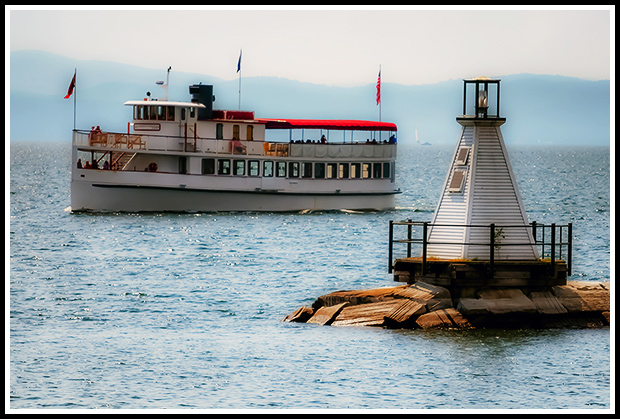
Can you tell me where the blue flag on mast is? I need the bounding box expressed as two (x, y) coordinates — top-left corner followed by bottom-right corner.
(237, 49), (242, 73)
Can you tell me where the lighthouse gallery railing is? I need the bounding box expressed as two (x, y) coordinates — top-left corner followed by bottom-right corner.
(388, 221), (572, 276)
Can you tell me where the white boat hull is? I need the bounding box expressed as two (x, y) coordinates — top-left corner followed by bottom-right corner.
(71, 177), (397, 212)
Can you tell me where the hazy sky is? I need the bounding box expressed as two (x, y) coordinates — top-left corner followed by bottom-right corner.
(8, 6), (613, 86)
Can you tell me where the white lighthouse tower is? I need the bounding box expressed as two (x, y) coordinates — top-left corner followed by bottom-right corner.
(426, 77), (538, 261)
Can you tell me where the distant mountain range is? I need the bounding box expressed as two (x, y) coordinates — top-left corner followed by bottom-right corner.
(9, 50), (611, 146)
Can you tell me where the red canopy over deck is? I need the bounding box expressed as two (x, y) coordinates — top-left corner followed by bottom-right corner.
(257, 118), (397, 131)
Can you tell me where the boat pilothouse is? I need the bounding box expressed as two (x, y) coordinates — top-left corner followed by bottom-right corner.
(71, 77), (399, 212)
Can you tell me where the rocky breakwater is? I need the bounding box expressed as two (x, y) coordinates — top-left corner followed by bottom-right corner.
(283, 281), (610, 329)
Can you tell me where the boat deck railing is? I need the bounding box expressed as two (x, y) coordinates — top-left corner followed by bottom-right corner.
(388, 220), (572, 276)
(72, 130), (397, 159)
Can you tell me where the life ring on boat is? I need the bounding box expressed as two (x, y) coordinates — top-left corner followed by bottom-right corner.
(148, 162), (158, 172)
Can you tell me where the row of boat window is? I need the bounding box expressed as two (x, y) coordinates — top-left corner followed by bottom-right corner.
(133, 105), (252, 140)
(134, 105), (181, 121)
(188, 158), (392, 179)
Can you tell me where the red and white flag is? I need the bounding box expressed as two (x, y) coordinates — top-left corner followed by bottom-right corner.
(64, 72), (76, 99)
(376, 68), (381, 105)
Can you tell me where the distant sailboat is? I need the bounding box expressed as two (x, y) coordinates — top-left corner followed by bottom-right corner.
(416, 129), (431, 145)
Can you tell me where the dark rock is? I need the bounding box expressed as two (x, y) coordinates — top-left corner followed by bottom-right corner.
(331, 300), (402, 327)
(282, 306), (314, 323)
(416, 308), (473, 329)
(477, 289), (537, 315)
(529, 290), (568, 315)
(285, 280), (609, 330)
(306, 302), (349, 326)
(312, 285), (409, 309)
(552, 284), (610, 313)
(384, 299), (427, 328)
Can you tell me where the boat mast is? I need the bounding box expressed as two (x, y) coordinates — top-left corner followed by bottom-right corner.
(155, 66), (172, 101)
(237, 49), (242, 110)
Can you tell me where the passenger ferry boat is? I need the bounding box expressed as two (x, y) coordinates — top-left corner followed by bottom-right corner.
(70, 78), (399, 212)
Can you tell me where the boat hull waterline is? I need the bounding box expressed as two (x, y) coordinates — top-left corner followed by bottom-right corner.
(71, 179), (398, 213)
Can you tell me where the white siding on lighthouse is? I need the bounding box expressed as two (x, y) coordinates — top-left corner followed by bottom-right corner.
(427, 126), (474, 259)
(465, 126), (538, 260)
(427, 123), (538, 261)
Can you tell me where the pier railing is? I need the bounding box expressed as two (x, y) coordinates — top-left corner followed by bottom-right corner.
(388, 220), (572, 276)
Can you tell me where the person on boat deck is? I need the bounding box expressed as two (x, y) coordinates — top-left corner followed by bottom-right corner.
(232, 138), (246, 154)
(320, 135), (327, 144)
(77, 158), (82, 169)
(92, 160), (98, 169)
(103, 160), (110, 170)
(84, 161), (91, 169)
(88, 126), (95, 140)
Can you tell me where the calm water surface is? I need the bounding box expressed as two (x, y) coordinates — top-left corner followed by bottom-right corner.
(9, 142), (612, 411)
